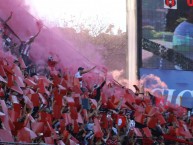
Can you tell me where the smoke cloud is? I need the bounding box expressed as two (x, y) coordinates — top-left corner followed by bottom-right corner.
(0, 0), (105, 73)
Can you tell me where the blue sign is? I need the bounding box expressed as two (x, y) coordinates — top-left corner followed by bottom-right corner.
(140, 68), (193, 108)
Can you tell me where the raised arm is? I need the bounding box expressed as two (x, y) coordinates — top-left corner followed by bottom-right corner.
(81, 66), (96, 75)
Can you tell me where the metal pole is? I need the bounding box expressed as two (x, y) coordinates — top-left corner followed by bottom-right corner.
(126, 0), (138, 86)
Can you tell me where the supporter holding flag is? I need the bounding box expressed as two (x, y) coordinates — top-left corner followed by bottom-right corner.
(91, 77), (106, 102)
(75, 66), (96, 93)
(19, 28), (41, 66)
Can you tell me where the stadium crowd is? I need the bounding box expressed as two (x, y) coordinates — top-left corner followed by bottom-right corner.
(0, 14), (193, 145)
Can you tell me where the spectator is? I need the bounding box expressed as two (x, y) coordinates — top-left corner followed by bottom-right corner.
(91, 77), (106, 102)
(75, 66), (96, 93)
(19, 29), (41, 66)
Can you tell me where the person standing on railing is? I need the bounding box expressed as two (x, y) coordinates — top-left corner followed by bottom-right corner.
(19, 28), (41, 66)
(75, 66), (96, 93)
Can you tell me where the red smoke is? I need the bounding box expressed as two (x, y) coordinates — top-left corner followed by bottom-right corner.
(0, 0), (105, 73)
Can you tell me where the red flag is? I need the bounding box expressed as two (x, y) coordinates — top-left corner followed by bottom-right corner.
(11, 85), (23, 95)
(93, 118), (103, 138)
(62, 113), (72, 126)
(24, 78), (37, 88)
(23, 95), (33, 109)
(70, 107), (78, 120)
(17, 127), (37, 142)
(90, 99), (97, 109)
(18, 57), (27, 69)
(64, 96), (75, 107)
(4, 65), (14, 75)
(14, 76), (25, 88)
(13, 65), (23, 78)
(0, 65), (6, 77)
(134, 111), (145, 124)
(77, 113), (83, 124)
(73, 120), (79, 134)
(0, 129), (14, 142)
(0, 75), (7, 83)
(7, 74), (14, 88)
(156, 114), (166, 125)
(44, 137), (54, 144)
(53, 104), (62, 119)
(142, 127), (152, 138)
(147, 117), (158, 129)
(31, 122), (44, 134)
(124, 92), (135, 103)
(134, 128), (143, 137)
(31, 93), (40, 107)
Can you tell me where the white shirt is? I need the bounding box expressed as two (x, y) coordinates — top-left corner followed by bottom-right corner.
(75, 71), (83, 87)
